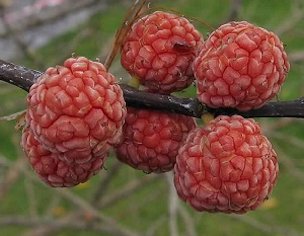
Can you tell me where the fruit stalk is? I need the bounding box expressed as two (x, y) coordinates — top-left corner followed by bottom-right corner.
(0, 59), (304, 118)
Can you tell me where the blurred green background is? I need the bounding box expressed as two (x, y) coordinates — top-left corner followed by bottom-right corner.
(0, 0), (304, 235)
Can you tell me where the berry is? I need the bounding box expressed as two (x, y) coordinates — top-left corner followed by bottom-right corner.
(174, 115), (278, 213)
(26, 57), (127, 164)
(193, 21), (290, 111)
(121, 11), (203, 94)
(21, 129), (105, 187)
(115, 108), (196, 173)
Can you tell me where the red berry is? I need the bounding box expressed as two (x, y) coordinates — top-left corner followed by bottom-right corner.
(26, 57), (126, 164)
(121, 11), (203, 94)
(193, 21), (290, 111)
(115, 108), (196, 173)
(174, 115), (278, 213)
(21, 129), (105, 187)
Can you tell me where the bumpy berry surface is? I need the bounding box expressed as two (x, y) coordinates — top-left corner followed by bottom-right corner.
(26, 57), (126, 164)
(174, 115), (278, 213)
(121, 11), (203, 94)
(193, 21), (290, 111)
(116, 108), (196, 173)
(22, 129), (105, 187)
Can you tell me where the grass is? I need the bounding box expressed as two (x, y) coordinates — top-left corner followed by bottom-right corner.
(0, 0), (304, 235)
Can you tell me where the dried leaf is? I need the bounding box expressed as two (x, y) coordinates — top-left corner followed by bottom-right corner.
(104, 0), (148, 69)
(261, 197), (278, 210)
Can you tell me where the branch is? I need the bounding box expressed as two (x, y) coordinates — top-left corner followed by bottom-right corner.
(0, 215), (137, 235)
(289, 50), (304, 62)
(0, 7), (43, 67)
(166, 173), (179, 236)
(274, 0), (304, 36)
(229, 214), (301, 236)
(90, 161), (122, 205)
(0, 158), (26, 200)
(12, 149), (140, 236)
(226, 0), (243, 21)
(55, 188), (140, 236)
(0, 0), (107, 35)
(0, 59), (41, 91)
(0, 59), (304, 118)
(98, 174), (159, 208)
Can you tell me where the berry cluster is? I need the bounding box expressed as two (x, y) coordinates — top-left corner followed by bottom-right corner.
(20, 10), (289, 214)
(119, 12), (287, 214)
(22, 57), (126, 187)
(117, 11), (200, 173)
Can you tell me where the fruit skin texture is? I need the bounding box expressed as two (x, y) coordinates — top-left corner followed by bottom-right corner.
(174, 115), (278, 213)
(193, 21), (290, 111)
(26, 57), (126, 164)
(22, 129), (105, 187)
(116, 108), (196, 173)
(121, 11), (203, 94)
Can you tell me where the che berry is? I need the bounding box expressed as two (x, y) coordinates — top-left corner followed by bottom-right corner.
(26, 56), (127, 164)
(174, 115), (278, 213)
(193, 21), (290, 111)
(121, 11), (203, 94)
(22, 129), (105, 187)
(115, 108), (196, 173)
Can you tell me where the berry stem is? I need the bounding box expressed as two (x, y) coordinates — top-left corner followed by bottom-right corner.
(0, 59), (304, 118)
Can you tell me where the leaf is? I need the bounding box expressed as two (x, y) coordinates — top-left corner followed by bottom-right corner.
(260, 197), (278, 210)
(103, 0), (148, 69)
(0, 109), (26, 122)
(0, 110), (27, 130)
(75, 181), (91, 190)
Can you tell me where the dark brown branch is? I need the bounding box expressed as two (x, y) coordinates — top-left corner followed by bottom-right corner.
(119, 83), (205, 117)
(0, 59), (41, 91)
(0, 59), (304, 118)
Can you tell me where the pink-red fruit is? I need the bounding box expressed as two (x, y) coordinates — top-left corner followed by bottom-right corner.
(22, 129), (105, 187)
(26, 57), (126, 164)
(121, 11), (203, 94)
(116, 108), (196, 173)
(174, 115), (278, 213)
(193, 21), (290, 111)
